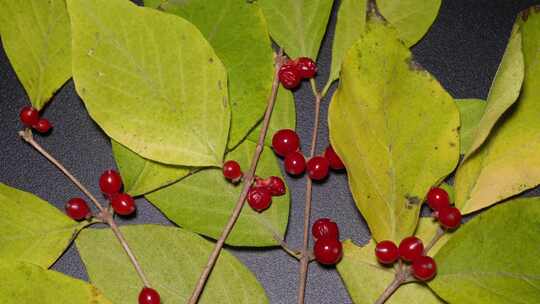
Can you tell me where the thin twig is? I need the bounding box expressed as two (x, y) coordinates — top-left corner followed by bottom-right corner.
(424, 227), (445, 254)
(18, 129), (151, 287)
(373, 273), (404, 304)
(187, 49), (285, 304)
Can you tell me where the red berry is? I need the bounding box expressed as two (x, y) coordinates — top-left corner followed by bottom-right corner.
(411, 256), (437, 281)
(272, 129), (300, 157)
(110, 193), (136, 216)
(65, 198), (91, 221)
(426, 187), (450, 211)
(267, 176), (286, 196)
(19, 106), (40, 127)
(284, 151), (306, 176)
(398, 236), (424, 262)
(278, 62), (301, 89)
(312, 218), (339, 240)
(438, 206), (462, 229)
(314, 238), (343, 265)
(324, 145), (345, 170)
(138, 287), (161, 304)
(296, 57), (317, 79)
(375, 240), (399, 264)
(33, 118), (52, 133)
(223, 160), (242, 182)
(99, 170), (122, 195)
(307, 156), (330, 181)
(247, 187), (272, 212)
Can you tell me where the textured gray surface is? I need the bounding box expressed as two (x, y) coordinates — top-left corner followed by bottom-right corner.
(1, 1), (540, 303)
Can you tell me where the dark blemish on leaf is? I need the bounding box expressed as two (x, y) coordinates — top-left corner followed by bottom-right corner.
(434, 146), (438, 150)
(405, 194), (421, 209)
(223, 97), (228, 108)
(449, 142), (456, 147)
(218, 80), (222, 90)
(521, 9), (530, 21)
(209, 57), (214, 63)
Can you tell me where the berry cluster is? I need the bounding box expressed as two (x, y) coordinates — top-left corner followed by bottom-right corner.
(375, 237), (436, 281)
(278, 57), (317, 89)
(426, 187), (462, 229)
(312, 218), (343, 265)
(19, 106), (52, 133)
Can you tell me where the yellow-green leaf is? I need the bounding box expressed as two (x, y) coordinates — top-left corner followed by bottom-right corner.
(328, 17), (459, 242)
(68, 0), (229, 166)
(0, 183), (85, 268)
(77, 225), (269, 304)
(455, 99), (487, 154)
(0, 0), (71, 109)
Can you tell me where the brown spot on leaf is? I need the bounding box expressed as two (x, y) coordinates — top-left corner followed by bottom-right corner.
(449, 142), (456, 147)
(521, 9), (530, 21)
(209, 57), (214, 63)
(405, 194), (421, 208)
(434, 146), (439, 150)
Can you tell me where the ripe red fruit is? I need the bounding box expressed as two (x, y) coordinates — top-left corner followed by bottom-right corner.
(111, 193), (136, 216)
(65, 198), (91, 221)
(398, 236), (424, 262)
(438, 206), (462, 229)
(138, 287), (161, 304)
(324, 145), (345, 170)
(375, 240), (399, 264)
(312, 218), (339, 240)
(284, 151), (306, 176)
(307, 156), (330, 181)
(426, 187), (450, 211)
(247, 187), (272, 212)
(411, 256), (437, 281)
(223, 160), (242, 182)
(296, 57), (317, 79)
(19, 106), (40, 127)
(267, 176), (286, 196)
(33, 118), (52, 133)
(278, 62), (301, 89)
(314, 238), (343, 265)
(99, 170), (122, 195)
(272, 129), (300, 157)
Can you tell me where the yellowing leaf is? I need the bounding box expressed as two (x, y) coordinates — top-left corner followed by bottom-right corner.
(430, 197), (540, 303)
(69, 0), (229, 166)
(77, 225), (269, 304)
(0, 183), (85, 268)
(455, 99), (487, 154)
(328, 18), (459, 242)
(0, 0), (71, 109)
(258, 0), (334, 59)
(454, 13), (540, 214)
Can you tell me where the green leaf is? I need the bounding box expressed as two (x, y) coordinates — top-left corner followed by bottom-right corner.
(148, 0), (275, 148)
(0, 0), (71, 109)
(337, 240), (443, 304)
(112, 140), (190, 196)
(146, 140), (290, 246)
(0, 183), (85, 268)
(328, 17), (459, 242)
(0, 262), (112, 304)
(376, 0), (441, 47)
(258, 0), (334, 59)
(455, 99), (487, 154)
(429, 197), (540, 303)
(464, 24), (524, 159)
(68, 0), (230, 167)
(76, 225), (269, 304)
(454, 13), (540, 214)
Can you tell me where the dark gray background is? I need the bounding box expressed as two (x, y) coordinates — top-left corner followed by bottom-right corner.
(1, 1), (540, 303)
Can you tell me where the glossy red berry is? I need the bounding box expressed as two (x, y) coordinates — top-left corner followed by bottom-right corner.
(411, 256), (437, 281)
(284, 151), (306, 176)
(65, 198), (91, 221)
(426, 187), (450, 211)
(398, 236), (424, 262)
(111, 193), (136, 216)
(278, 62), (301, 89)
(272, 129), (300, 157)
(223, 160), (242, 182)
(375, 240), (399, 264)
(296, 57), (317, 79)
(314, 238), (343, 265)
(138, 287), (161, 304)
(307, 156), (330, 181)
(19, 106), (40, 127)
(247, 187), (272, 212)
(266, 176), (286, 196)
(437, 206), (462, 229)
(33, 118), (52, 133)
(99, 170), (122, 195)
(312, 218), (339, 240)
(324, 145), (345, 170)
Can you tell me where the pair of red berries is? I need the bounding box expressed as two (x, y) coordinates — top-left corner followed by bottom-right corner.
(139, 287), (160, 304)
(278, 57), (317, 89)
(19, 106), (52, 133)
(426, 187), (462, 230)
(312, 218), (343, 265)
(375, 236), (436, 281)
